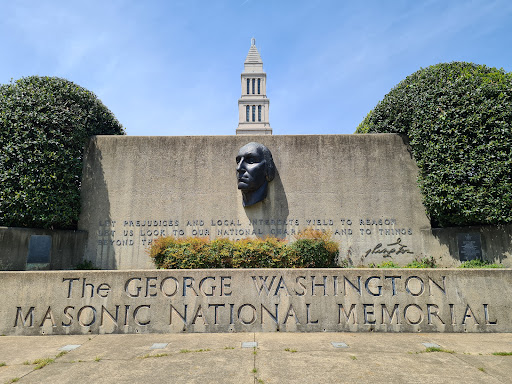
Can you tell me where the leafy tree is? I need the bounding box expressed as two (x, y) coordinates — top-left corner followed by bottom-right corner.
(0, 76), (124, 229)
(356, 63), (512, 227)
(355, 110), (372, 134)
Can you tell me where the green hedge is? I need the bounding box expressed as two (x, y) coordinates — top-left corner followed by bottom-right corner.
(0, 76), (124, 229)
(356, 62), (512, 227)
(149, 235), (340, 269)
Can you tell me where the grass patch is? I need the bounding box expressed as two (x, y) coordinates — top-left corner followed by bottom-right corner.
(33, 357), (55, 370)
(28, 349), (69, 370)
(492, 351), (512, 356)
(224, 346), (235, 350)
(179, 349), (210, 354)
(350, 355), (357, 360)
(284, 348), (297, 353)
(478, 367), (486, 372)
(369, 257), (438, 268)
(140, 353), (169, 359)
(459, 259), (504, 268)
(424, 347), (455, 354)
(405, 256), (437, 268)
(94, 356), (101, 362)
(0, 362), (6, 367)
(368, 261), (401, 268)
(252, 368), (258, 373)
(6, 378), (20, 383)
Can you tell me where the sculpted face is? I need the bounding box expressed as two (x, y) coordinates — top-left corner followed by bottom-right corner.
(236, 142), (275, 207)
(236, 143), (267, 192)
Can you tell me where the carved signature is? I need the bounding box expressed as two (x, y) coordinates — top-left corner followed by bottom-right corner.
(364, 238), (414, 258)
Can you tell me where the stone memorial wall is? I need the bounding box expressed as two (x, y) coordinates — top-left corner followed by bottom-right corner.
(2, 269), (511, 335)
(3, 134), (511, 336)
(78, 134), (432, 269)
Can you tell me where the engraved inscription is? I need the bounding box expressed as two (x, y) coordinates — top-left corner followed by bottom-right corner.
(10, 272), (499, 333)
(95, 217), (414, 252)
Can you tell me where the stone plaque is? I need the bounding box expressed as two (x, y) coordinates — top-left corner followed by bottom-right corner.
(457, 233), (482, 261)
(26, 235), (52, 269)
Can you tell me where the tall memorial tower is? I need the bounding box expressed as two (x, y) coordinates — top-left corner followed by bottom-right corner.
(236, 38), (272, 135)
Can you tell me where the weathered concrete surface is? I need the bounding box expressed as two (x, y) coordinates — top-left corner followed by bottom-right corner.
(0, 227), (87, 270)
(1, 333), (511, 384)
(2, 269), (511, 335)
(78, 134), (432, 269)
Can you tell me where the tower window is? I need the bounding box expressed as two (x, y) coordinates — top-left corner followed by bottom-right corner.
(252, 105), (255, 122)
(258, 105), (261, 121)
(257, 79), (261, 94)
(246, 106), (249, 122)
(252, 79), (255, 94)
(246, 79), (249, 94)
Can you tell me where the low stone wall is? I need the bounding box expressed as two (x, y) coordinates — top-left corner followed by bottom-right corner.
(422, 224), (512, 267)
(2, 269), (511, 335)
(0, 227), (87, 270)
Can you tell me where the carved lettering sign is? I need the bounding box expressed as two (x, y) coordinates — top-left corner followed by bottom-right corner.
(2, 270), (510, 335)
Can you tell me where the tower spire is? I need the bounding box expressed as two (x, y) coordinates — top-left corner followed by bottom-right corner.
(236, 39), (272, 135)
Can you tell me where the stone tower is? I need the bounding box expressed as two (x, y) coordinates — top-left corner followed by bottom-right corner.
(236, 38), (272, 135)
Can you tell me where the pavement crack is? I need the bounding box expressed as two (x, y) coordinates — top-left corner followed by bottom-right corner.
(253, 332), (257, 384)
(451, 353), (507, 384)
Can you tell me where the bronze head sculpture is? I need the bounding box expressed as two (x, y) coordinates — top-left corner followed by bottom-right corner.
(236, 142), (275, 207)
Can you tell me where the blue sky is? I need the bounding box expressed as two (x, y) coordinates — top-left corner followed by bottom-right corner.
(1, 0), (512, 136)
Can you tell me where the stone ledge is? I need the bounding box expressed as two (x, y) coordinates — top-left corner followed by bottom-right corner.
(2, 268), (511, 335)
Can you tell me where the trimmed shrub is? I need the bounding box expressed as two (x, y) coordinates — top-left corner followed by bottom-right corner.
(149, 232), (340, 269)
(355, 110), (373, 134)
(356, 62), (512, 227)
(291, 227), (340, 267)
(0, 76), (124, 229)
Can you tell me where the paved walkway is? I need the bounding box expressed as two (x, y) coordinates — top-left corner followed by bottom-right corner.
(1, 333), (511, 383)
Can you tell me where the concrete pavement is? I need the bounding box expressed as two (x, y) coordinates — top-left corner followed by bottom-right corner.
(1, 333), (511, 383)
